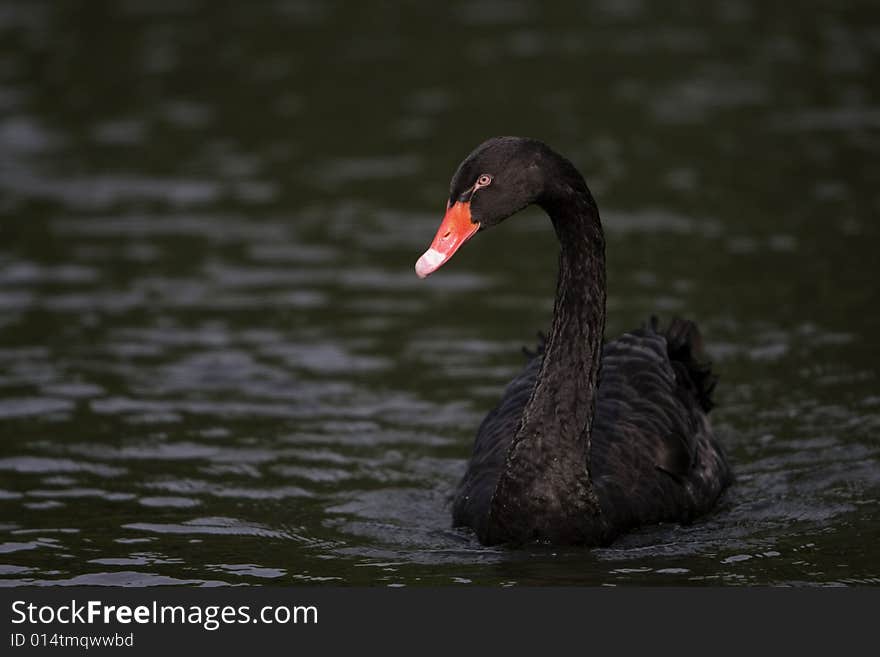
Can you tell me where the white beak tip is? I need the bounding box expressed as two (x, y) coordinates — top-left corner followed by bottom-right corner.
(415, 248), (446, 279)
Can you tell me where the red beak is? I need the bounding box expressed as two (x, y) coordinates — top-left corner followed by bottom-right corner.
(415, 201), (480, 278)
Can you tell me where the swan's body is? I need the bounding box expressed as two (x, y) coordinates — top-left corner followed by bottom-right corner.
(416, 137), (732, 545)
(453, 320), (730, 545)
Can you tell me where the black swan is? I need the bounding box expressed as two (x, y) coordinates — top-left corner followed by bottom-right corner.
(415, 136), (732, 546)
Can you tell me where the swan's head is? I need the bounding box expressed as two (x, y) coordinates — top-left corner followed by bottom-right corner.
(415, 136), (548, 278)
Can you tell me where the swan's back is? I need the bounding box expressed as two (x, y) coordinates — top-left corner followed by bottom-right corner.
(452, 318), (732, 544)
(589, 318), (732, 534)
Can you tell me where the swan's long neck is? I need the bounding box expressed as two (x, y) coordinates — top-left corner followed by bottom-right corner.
(487, 174), (607, 544)
(532, 188), (606, 457)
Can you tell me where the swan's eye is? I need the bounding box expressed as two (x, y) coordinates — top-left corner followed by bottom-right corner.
(476, 174), (493, 188)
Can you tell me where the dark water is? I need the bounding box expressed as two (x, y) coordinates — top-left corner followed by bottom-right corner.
(1, 0), (878, 586)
